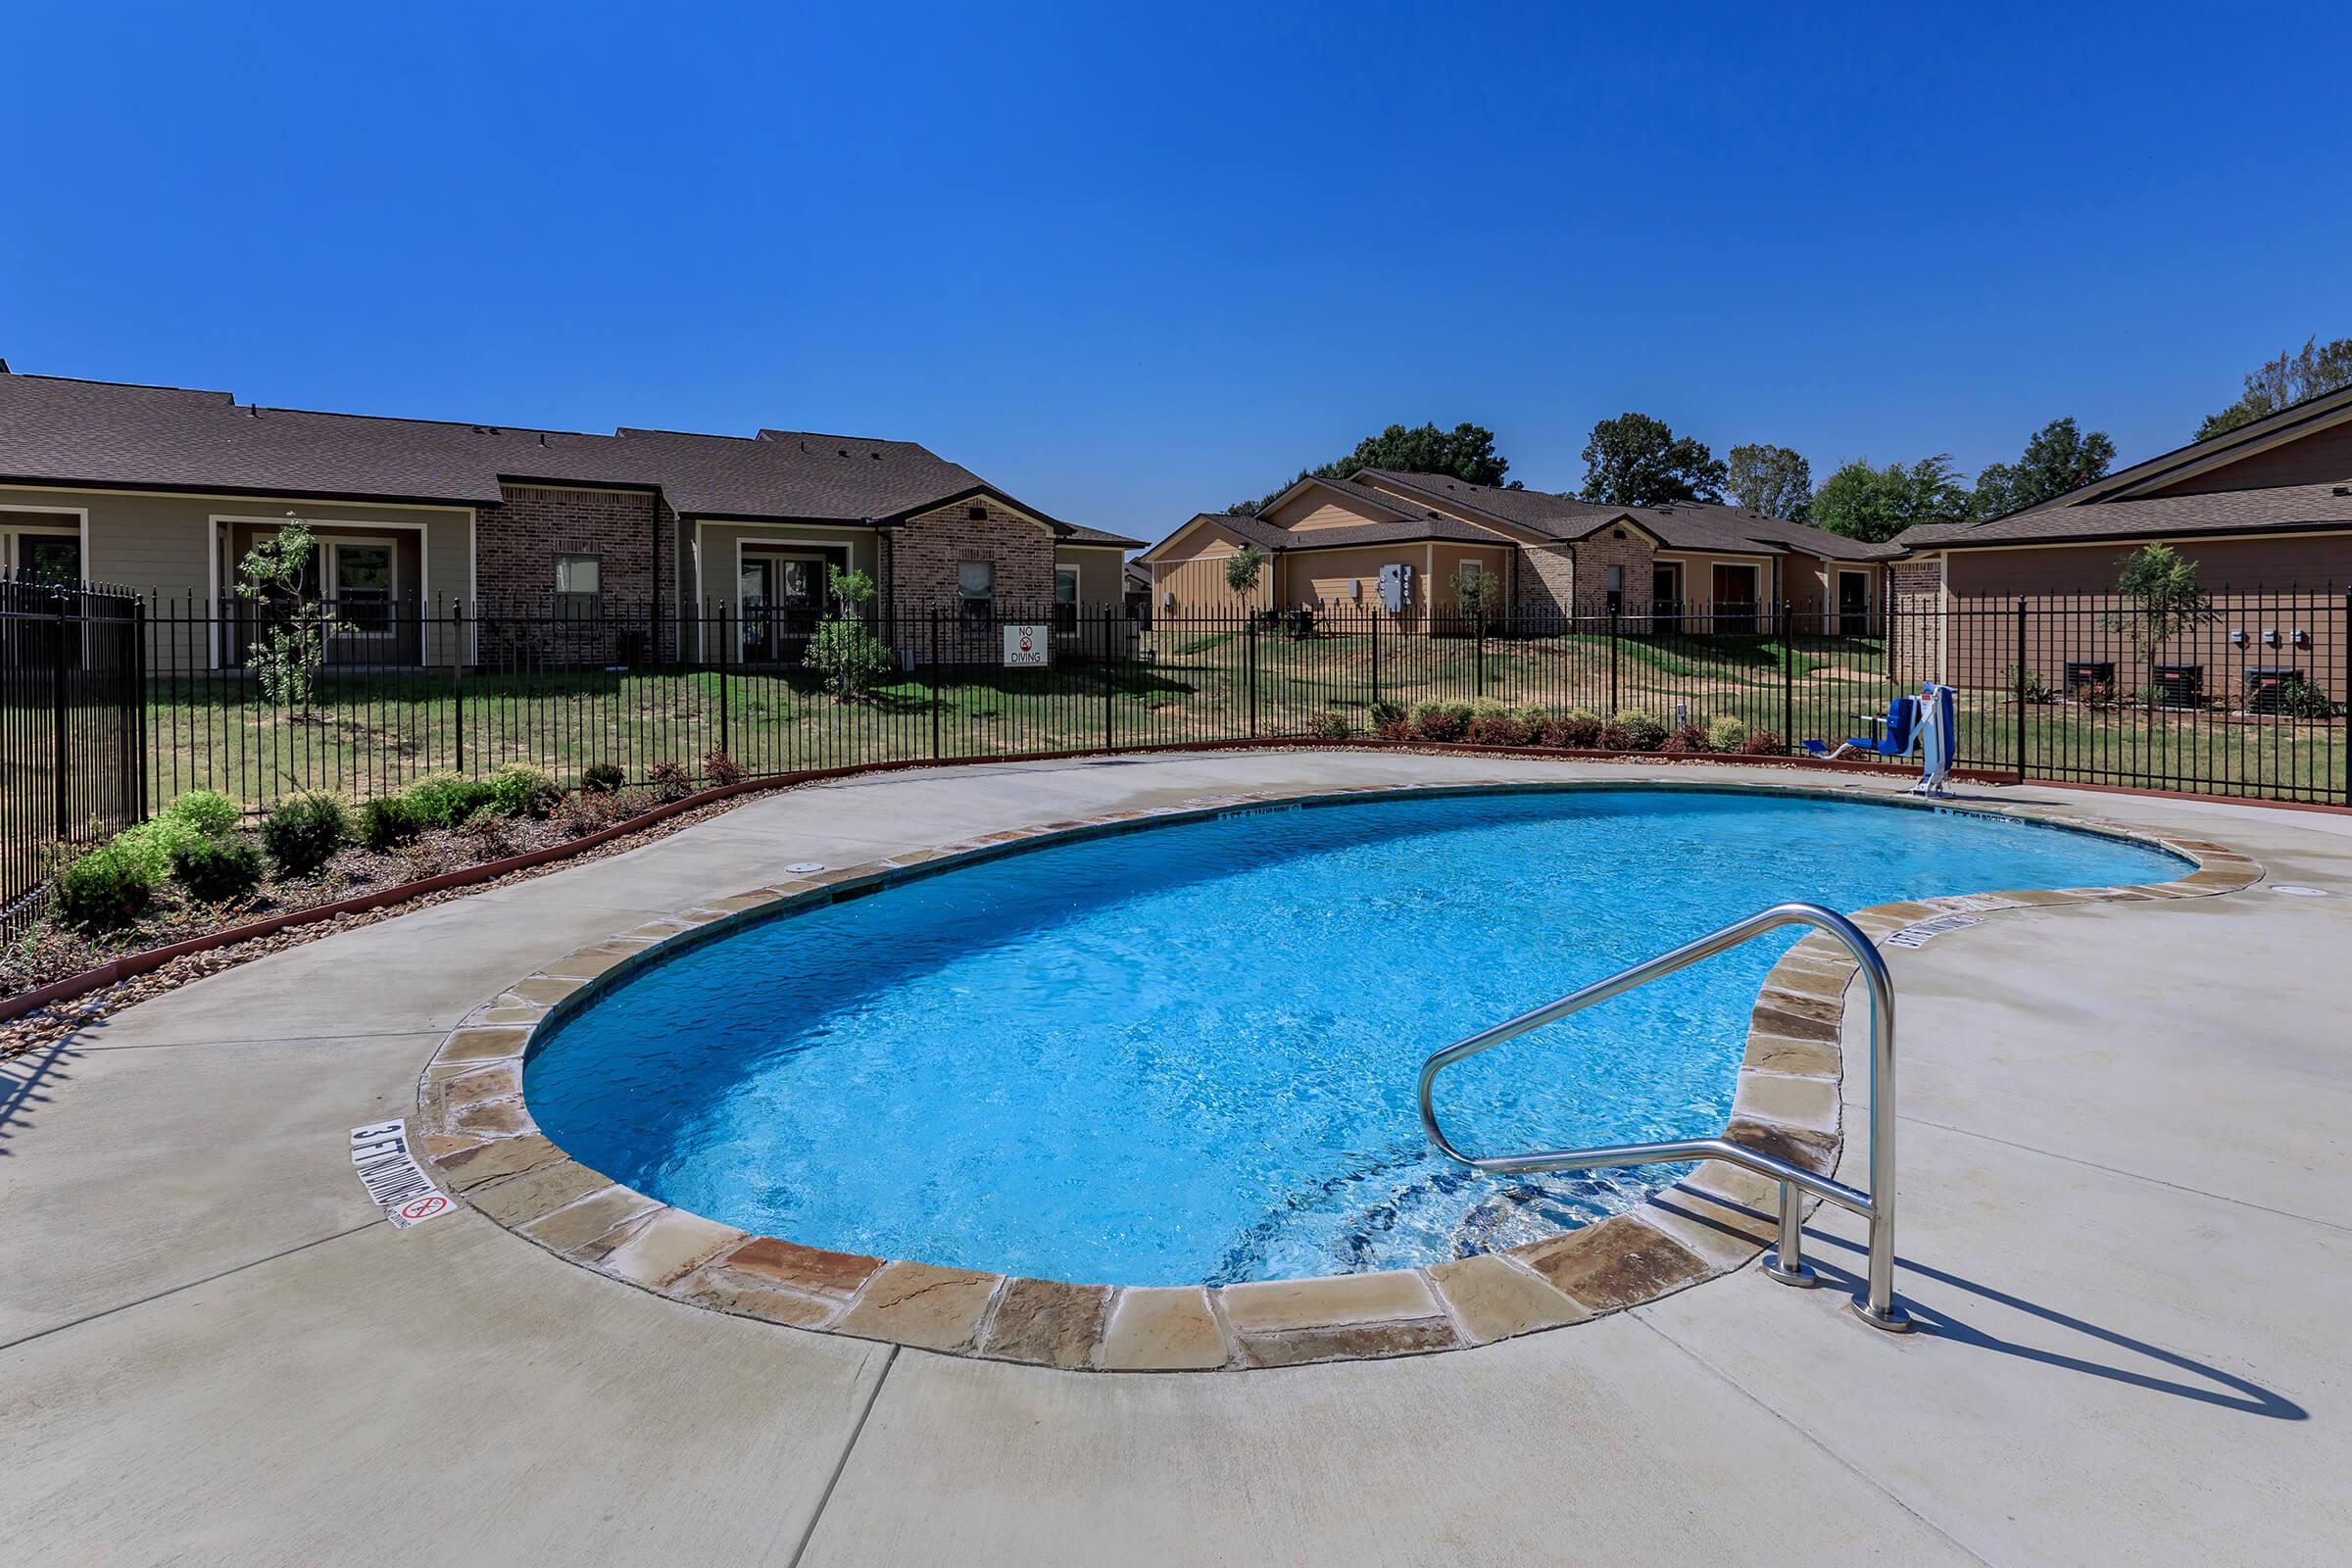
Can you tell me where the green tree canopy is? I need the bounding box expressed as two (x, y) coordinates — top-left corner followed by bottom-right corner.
(1231, 421), (1516, 515)
(1725, 443), (1812, 520)
(1223, 543), (1265, 597)
(1809, 455), (1971, 544)
(1971, 416), (2117, 519)
(2197, 335), (2352, 441)
(1577, 413), (1727, 507)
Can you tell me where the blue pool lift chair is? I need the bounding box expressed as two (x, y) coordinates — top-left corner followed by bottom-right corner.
(1911, 682), (1959, 796)
(1803, 695), (1917, 760)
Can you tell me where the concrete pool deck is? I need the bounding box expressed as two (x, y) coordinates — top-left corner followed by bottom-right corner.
(4, 752), (2349, 1565)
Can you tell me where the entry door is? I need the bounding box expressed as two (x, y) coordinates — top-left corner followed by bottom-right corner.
(741, 554), (831, 663)
(1711, 564), (1760, 633)
(739, 559), (775, 662)
(1838, 571), (1870, 635)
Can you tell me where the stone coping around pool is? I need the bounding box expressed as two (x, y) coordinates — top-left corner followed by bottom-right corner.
(412, 776), (2261, 1372)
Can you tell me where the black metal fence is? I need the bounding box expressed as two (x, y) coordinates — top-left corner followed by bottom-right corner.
(7, 585), (2347, 927)
(3, 575), (145, 935)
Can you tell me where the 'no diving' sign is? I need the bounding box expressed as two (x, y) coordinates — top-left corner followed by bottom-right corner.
(350, 1120), (455, 1228)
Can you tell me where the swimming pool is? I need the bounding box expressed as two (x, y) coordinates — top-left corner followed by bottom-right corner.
(524, 788), (2181, 1288)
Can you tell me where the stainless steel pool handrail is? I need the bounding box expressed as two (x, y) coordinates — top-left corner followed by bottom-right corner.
(1416, 902), (1911, 1331)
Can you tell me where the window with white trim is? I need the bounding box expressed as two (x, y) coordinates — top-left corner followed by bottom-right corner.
(958, 560), (994, 632)
(325, 541), (395, 634)
(555, 553), (601, 626)
(1054, 564), (1079, 632)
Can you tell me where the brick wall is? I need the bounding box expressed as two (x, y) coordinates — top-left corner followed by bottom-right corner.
(475, 484), (665, 610)
(1514, 543), (1578, 614)
(887, 496), (1056, 612)
(1889, 554), (1945, 683)
(1573, 526), (1658, 630)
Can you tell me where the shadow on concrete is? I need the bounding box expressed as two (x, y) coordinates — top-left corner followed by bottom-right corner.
(0, 1032), (76, 1154)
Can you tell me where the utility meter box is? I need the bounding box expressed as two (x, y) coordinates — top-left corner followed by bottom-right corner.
(1377, 562), (1413, 613)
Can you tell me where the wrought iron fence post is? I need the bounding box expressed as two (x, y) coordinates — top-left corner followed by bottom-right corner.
(51, 588), (70, 838)
(2015, 595), (2028, 783)
(929, 606), (943, 759)
(1371, 608), (1381, 709)
(1476, 613), (1485, 698)
(1608, 603), (1621, 716)
(716, 602), (731, 760)
(1102, 605), (1115, 751)
(2343, 587), (2351, 808)
(452, 599), (466, 774)
(133, 593), (150, 821)
(1781, 600), (1793, 745)
(1247, 612), (1259, 738)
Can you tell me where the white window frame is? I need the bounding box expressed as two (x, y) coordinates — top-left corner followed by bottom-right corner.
(320, 536), (401, 639)
(0, 503), (91, 586)
(1053, 564), (1080, 635)
(555, 551), (603, 627)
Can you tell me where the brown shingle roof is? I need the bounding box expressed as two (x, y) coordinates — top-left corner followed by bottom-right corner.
(0, 371), (1131, 542)
(1354, 469), (1901, 562)
(1898, 479), (2352, 550)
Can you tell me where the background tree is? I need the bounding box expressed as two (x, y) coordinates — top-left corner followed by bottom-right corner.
(1578, 413), (1728, 507)
(1223, 543), (1265, 598)
(1725, 443), (1812, 520)
(2197, 335), (2352, 440)
(1230, 421), (1517, 515)
(1971, 416), (2117, 519)
(1809, 455), (1971, 544)
(2106, 544), (2218, 711)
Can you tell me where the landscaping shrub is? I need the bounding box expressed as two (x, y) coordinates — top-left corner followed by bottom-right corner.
(2272, 673), (2338, 720)
(49, 842), (159, 931)
(1412, 702), (1473, 742)
(581, 762), (626, 795)
(486, 762), (562, 819)
(162, 789), (243, 837)
(170, 830), (266, 903)
(260, 790), (351, 875)
(1375, 712), (1414, 742)
(359, 795), (425, 852)
(1661, 722), (1712, 755)
(1367, 700), (1406, 731)
(112, 815), (205, 882)
(1611, 710), (1668, 751)
(701, 749), (746, 787)
(1596, 719), (1630, 750)
(1740, 729), (1789, 757)
(649, 760), (693, 803)
(403, 771), (497, 829)
(1311, 710), (1354, 741)
(1705, 716), (1750, 753)
(1465, 710), (1534, 746)
(460, 804), (520, 860)
(1545, 711), (1604, 748)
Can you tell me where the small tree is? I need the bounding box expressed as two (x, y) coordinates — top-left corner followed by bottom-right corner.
(1450, 564), (1502, 626)
(2107, 545), (2218, 710)
(234, 518), (325, 715)
(804, 564), (895, 703)
(1225, 544), (1265, 600)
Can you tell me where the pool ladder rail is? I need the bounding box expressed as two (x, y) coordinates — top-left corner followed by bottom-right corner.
(1417, 902), (1912, 1332)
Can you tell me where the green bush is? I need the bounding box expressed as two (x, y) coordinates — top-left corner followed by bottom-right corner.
(648, 760), (693, 804)
(50, 842), (159, 931)
(806, 617), (898, 704)
(1612, 710), (1668, 751)
(359, 795), (425, 852)
(112, 815), (206, 882)
(261, 790), (352, 875)
(581, 762), (626, 795)
(171, 831), (265, 903)
(486, 761), (562, 818)
(2272, 673), (2337, 720)
(162, 789), (243, 837)
(1705, 716), (1750, 753)
(1412, 702), (1474, 742)
(402, 771), (496, 828)
(1311, 709), (1353, 741)
(1367, 700), (1407, 730)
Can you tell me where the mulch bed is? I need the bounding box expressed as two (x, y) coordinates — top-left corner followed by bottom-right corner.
(0, 786), (776, 1060)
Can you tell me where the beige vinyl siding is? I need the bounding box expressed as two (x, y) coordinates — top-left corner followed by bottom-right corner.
(0, 483), (473, 665)
(1944, 534), (2352, 596)
(1148, 517), (1270, 612)
(687, 519), (879, 661)
(2142, 419), (2352, 498)
(1278, 544), (1427, 628)
(1052, 544), (1128, 609)
(1264, 491), (1402, 532)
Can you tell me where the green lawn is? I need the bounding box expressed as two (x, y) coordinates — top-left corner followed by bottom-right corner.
(129, 629), (2342, 812)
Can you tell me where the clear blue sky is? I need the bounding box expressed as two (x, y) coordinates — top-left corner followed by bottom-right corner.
(6, 3), (2348, 542)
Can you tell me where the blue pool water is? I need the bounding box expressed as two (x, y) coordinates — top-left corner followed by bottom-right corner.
(525, 789), (2180, 1286)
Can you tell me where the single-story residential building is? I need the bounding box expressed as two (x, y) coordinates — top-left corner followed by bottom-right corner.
(1136, 467), (1899, 632)
(1892, 383), (2352, 700)
(0, 367), (1139, 666)
(1896, 380), (2352, 596)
